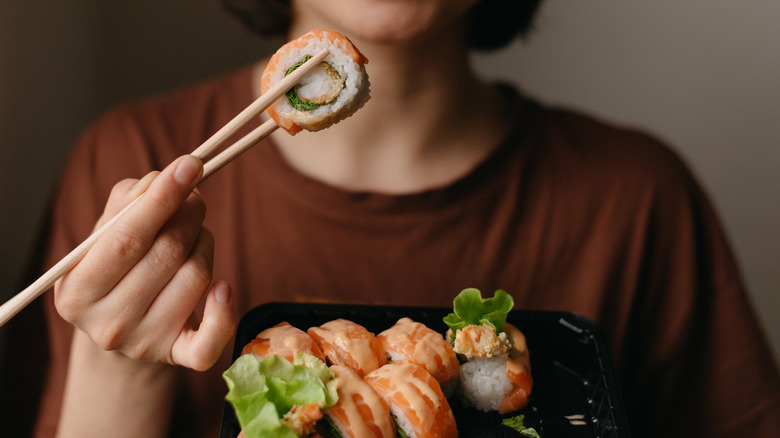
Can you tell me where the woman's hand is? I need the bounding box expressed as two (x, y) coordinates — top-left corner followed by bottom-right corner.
(54, 155), (236, 371)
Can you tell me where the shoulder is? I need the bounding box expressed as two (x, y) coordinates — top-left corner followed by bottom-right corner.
(507, 96), (720, 261)
(57, 66), (254, 213)
(87, 66), (253, 163)
(74, 66), (252, 172)
(537, 101), (688, 179)
(519, 98), (700, 208)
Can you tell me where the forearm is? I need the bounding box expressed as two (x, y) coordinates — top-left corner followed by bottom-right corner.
(56, 330), (178, 438)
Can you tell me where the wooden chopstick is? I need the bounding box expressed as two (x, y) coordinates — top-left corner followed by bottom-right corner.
(0, 48), (329, 327)
(202, 118), (279, 180)
(193, 47), (329, 160)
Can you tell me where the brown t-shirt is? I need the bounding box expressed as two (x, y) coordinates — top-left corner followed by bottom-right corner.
(12, 66), (780, 437)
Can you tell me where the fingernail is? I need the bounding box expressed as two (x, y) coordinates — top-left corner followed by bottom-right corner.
(174, 155), (203, 185)
(215, 282), (232, 304)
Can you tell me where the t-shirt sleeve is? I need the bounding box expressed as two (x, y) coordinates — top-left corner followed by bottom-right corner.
(615, 143), (780, 437)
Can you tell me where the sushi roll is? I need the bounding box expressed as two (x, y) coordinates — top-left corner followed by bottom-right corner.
(261, 29), (370, 135)
(364, 362), (458, 438)
(376, 317), (459, 387)
(242, 321), (326, 363)
(307, 319), (387, 378)
(321, 365), (397, 438)
(444, 288), (533, 414)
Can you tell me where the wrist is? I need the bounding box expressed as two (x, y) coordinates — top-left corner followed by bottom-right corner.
(58, 330), (178, 438)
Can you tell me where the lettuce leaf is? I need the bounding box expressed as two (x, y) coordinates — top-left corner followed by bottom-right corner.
(443, 288), (514, 342)
(502, 414), (540, 437)
(223, 354), (337, 438)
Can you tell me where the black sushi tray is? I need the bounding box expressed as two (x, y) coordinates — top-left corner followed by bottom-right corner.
(220, 303), (631, 438)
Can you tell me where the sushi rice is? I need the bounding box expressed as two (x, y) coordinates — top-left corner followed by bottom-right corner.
(458, 357), (513, 412)
(444, 289), (534, 414)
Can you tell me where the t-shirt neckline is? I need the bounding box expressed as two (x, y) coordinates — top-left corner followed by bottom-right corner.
(235, 67), (536, 216)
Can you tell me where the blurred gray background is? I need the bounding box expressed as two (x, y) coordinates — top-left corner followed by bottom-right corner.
(1, 0), (778, 365)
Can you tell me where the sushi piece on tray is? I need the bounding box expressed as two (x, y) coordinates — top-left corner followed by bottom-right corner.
(377, 317), (459, 388)
(365, 361), (458, 438)
(242, 322), (326, 363)
(324, 365), (396, 438)
(444, 288), (534, 414)
(308, 318), (386, 378)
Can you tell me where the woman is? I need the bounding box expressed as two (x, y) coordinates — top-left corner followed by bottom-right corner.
(20, 0), (780, 437)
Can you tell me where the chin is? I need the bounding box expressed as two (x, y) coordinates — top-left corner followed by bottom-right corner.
(349, 15), (444, 45)
(294, 0), (475, 46)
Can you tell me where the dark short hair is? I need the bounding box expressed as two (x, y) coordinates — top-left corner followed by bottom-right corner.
(219, 0), (544, 51)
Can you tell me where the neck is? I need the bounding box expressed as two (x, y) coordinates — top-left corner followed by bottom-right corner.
(253, 22), (515, 193)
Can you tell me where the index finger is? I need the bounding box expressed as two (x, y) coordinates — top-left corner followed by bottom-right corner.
(65, 155), (204, 300)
